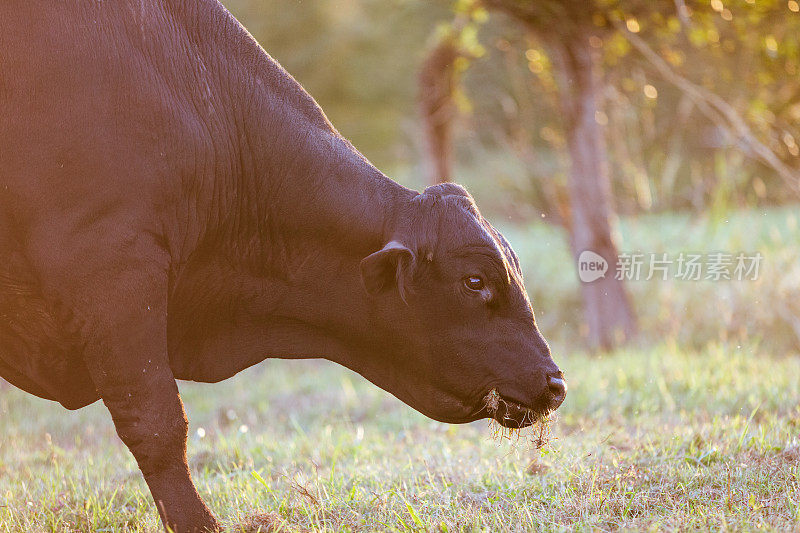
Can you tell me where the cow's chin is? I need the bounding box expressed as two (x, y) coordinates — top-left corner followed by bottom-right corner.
(489, 398), (547, 429)
(473, 393), (550, 429)
(420, 395), (548, 429)
(400, 387), (546, 428)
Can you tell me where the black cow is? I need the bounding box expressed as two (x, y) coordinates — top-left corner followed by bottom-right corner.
(0, 1), (566, 531)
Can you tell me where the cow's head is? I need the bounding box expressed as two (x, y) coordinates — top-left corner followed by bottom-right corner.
(359, 183), (565, 428)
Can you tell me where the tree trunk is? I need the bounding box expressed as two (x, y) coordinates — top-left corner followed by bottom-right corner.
(419, 39), (459, 184)
(551, 33), (636, 349)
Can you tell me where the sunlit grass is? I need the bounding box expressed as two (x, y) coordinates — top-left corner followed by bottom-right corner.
(1, 343), (798, 531)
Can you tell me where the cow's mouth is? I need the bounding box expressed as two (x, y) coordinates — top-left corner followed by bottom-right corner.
(480, 388), (546, 429)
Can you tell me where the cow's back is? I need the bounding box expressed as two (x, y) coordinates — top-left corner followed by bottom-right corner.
(1, 1), (192, 216)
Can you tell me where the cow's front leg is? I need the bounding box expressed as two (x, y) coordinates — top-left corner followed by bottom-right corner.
(81, 270), (221, 532)
(102, 371), (220, 532)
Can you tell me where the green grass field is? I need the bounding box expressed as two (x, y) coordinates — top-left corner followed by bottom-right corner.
(1, 345), (799, 531)
(2, 207), (800, 532)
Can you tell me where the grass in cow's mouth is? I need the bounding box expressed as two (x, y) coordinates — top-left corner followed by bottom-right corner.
(482, 388), (553, 449)
(483, 388), (501, 412)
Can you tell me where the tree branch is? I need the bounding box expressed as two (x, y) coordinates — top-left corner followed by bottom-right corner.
(612, 18), (800, 195)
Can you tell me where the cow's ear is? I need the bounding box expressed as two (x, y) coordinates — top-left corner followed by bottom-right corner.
(360, 240), (415, 300)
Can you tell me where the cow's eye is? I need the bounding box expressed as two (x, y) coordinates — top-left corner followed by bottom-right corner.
(463, 275), (484, 291)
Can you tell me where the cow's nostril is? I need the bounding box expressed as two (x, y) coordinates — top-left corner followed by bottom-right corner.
(547, 374), (567, 407)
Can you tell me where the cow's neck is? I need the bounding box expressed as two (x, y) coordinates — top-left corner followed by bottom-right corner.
(170, 1), (418, 261)
(171, 26), (419, 382)
(206, 22), (417, 262)
(237, 108), (417, 276)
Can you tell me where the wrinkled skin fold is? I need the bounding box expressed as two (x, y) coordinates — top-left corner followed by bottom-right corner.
(0, 1), (566, 531)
